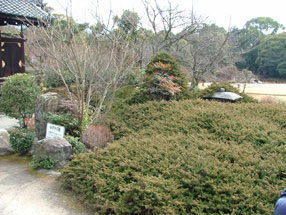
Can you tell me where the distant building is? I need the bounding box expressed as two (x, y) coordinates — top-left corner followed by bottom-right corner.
(0, 0), (50, 82)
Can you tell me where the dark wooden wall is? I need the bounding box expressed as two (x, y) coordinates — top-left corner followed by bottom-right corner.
(0, 37), (25, 82)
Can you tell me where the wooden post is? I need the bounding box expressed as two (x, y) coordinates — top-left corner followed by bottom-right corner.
(20, 24), (24, 39)
(22, 39), (25, 73)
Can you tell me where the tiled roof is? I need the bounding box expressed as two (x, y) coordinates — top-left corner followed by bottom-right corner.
(0, 0), (49, 21)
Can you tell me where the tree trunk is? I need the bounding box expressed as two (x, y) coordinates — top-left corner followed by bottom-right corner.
(190, 73), (199, 91)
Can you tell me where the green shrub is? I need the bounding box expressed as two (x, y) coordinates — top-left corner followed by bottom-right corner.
(30, 155), (57, 169)
(126, 69), (145, 86)
(80, 105), (93, 133)
(60, 100), (286, 214)
(45, 70), (74, 88)
(10, 129), (35, 155)
(115, 176), (184, 215)
(145, 52), (188, 87)
(110, 87), (138, 114)
(193, 82), (257, 103)
(129, 52), (190, 104)
(0, 73), (41, 127)
(45, 112), (80, 137)
(65, 135), (86, 154)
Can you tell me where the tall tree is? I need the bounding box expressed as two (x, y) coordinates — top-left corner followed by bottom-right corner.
(245, 17), (284, 35)
(116, 10), (140, 34)
(256, 33), (286, 77)
(231, 17), (284, 74)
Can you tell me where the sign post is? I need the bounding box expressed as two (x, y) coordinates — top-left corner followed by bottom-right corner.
(46, 123), (65, 138)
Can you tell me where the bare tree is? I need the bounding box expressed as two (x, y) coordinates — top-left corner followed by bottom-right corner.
(26, 14), (139, 130)
(141, 0), (200, 53)
(140, 1), (230, 90)
(174, 24), (230, 90)
(208, 66), (256, 91)
(241, 69), (256, 93)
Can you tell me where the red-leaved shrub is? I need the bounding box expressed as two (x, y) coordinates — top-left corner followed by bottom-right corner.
(81, 125), (111, 149)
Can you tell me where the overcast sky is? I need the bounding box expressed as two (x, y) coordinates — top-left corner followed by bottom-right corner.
(45, 0), (286, 30)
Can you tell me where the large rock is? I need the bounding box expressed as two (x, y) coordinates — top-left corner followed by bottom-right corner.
(35, 93), (59, 140)
(0, 129), (14, 156)
(82, 125), (111, 149)
(31, 137), (72, 168)
(58, 100), (79, 116)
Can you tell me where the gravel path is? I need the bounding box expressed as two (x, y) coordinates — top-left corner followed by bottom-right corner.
(0, 155), (92, 215)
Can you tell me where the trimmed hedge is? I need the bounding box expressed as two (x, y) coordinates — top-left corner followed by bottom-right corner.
(60, 100), (286, 214)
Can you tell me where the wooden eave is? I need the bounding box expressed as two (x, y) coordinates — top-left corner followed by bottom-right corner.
(0, 13), (46, 26)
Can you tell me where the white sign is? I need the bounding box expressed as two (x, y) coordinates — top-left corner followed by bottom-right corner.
(46, 123), (65, 138)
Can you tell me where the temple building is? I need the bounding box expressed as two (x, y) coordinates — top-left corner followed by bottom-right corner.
(0, 0), (50, 82)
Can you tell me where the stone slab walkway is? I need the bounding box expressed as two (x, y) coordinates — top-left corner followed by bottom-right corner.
(0, 156), (92, 215)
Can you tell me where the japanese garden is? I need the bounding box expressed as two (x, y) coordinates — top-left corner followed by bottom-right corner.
(0, 0), (286, 214)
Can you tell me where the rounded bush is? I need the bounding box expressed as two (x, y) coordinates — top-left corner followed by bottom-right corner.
(129, 52), (190, 104)
(145, 52), (187, 87)
(10, 129), (35, 155)
(0, 73), (41, 127)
